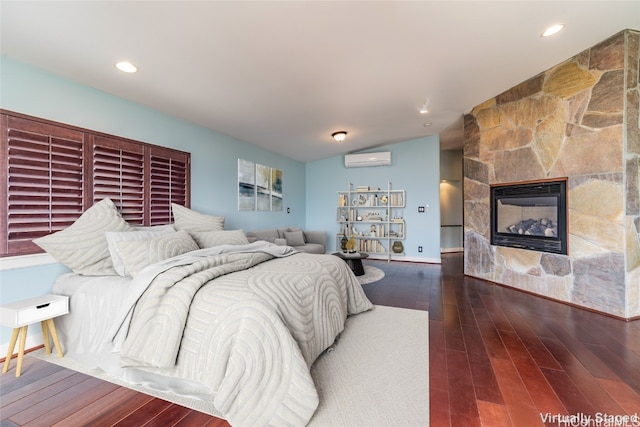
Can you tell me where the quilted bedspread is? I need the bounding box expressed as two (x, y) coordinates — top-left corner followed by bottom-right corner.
(111, 242), (373, 426)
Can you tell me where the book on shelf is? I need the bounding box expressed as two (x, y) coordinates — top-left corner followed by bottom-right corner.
(390, 193), (404, 206)
(358, 239), (386, 253)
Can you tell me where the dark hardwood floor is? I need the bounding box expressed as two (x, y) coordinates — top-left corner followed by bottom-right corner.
(2, 253), (639, 426)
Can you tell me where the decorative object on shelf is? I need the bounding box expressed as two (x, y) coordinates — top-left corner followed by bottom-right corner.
(341, 235), (349, 252)
(353, 194), (367, 206)
(380, 195), (388, 204)
(392, 241), (404, 253)
(362, 211), (382, 221)
(346, 236), (356, 253)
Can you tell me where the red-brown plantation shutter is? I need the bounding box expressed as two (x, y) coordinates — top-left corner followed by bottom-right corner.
(1, 111), (191, 257)
(149, 146), (190, 225)
(1, 115), (84, 256)
(92, 135), (145, 225)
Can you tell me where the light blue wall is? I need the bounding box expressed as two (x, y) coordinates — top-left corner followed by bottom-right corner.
(0, 57), (443, 351)
(0, 57), (306, 346)
(0, 57), (307, 230)
(306, 137), (441, 261)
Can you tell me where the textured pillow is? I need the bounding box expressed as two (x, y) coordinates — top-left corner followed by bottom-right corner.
(197, 230), (250, 248)
(245, 229), (279, 244)
(171, 204), (224, 246)
(284, 230), (306, 246)
(133, 224), (176, 232)
(277, 227), (303, 238)
(115, 230), (199, 277)
(105, 225), (176, 276)
(33, 198), (130, 275)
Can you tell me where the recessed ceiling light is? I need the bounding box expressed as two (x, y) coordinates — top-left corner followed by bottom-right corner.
(541, 24), (565, 37)
(115, 61), (138, 73)
(423, 123), (432, 127)
(419, 100), (430, 114)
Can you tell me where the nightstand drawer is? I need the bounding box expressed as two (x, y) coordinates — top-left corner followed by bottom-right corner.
(1, 295), (69, 328)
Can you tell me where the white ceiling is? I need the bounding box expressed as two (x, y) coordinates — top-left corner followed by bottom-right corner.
(1, 1), (638, 162)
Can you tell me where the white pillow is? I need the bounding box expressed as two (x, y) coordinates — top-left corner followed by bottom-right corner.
(105, 225), (176, 276)
(115, 230), (199, 277)
(171, 203), (225, 246)
(33, 198), (130, 275)
(197, 230), (249, 248)
(133, 224), (176, 232)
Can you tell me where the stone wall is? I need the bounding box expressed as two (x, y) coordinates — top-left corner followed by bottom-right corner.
(463, 30), (640, 319)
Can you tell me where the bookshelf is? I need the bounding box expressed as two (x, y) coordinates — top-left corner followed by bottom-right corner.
(336, 182), (405, 261)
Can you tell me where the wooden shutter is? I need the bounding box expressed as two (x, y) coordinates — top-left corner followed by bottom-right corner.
(148, 146), (190, 225)
(1, 111), (191, 257)
(1, 115), (85, 256)
(92, 135), (145, 225)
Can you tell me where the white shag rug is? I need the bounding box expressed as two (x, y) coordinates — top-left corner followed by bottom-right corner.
(31, 305), (428, 426)
(357, 265), (385, 285)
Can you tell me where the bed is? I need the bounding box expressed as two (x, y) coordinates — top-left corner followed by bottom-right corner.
(30, 199), (373, 426)
(52, 243), (373, 425)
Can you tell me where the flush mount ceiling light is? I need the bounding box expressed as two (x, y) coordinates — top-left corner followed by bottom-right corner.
(541, 24), (565, 37)
(115, 61), (138, 73)
(332, 131), (347, 142)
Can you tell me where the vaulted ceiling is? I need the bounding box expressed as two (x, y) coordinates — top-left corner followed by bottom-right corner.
(1, 1), (638, 161)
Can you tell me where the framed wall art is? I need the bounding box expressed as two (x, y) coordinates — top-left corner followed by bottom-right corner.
(238, 159), (283, 212)
(238, 159), (256, 211)
(271, 168), (283, 211)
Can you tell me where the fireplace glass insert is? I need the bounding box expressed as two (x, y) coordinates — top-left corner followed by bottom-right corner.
(490, 179), (567, 255)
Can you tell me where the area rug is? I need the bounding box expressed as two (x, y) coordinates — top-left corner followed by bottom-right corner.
(309, 305), (429, 426)
(357, 265), (385, 285)
(31, 305), (428, 426)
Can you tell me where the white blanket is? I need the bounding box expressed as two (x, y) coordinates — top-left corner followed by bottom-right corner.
(103, 242), (372, 426)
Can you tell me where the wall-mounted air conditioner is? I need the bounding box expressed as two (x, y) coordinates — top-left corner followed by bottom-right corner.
(344, 151), (392, 168)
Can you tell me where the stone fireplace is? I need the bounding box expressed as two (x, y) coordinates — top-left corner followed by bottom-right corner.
(491, 179), (567, 255)
(463, 30), (640, 319)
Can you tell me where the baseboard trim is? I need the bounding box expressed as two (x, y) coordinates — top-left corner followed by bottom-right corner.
(441, 247), (464, 253)
(364, 254), (441, 264)
(0, 331), (44, 359)
(401, 256), (441, 264)
(465, 273), (639, 322)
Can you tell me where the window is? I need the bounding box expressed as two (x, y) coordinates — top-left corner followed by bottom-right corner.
(1, 111), (190, 257)
(149, 146), (189, 225)
(92, 135), (145, 225)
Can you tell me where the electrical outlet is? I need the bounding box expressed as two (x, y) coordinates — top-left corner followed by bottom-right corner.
(418, 246), (423, 253)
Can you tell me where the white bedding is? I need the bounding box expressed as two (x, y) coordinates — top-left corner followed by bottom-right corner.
(53, 273), (130, 360)
(53, 272), (217, 405)
(52, 243), (373, 426)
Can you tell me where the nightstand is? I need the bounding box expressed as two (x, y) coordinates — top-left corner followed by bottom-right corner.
(1, 294), (69, 377)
